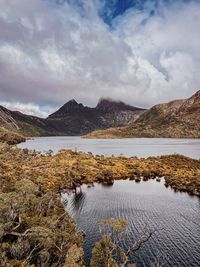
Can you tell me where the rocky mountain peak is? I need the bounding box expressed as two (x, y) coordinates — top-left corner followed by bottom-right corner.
(68, 99), (77, 103)
(48, 99), (86, 118)
(63, 99), (80, 107)
(96, 98), (142, 113)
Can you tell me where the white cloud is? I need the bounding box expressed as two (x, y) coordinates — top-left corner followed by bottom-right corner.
(0, 0), (199, 116)
(0, 101), (52, 118)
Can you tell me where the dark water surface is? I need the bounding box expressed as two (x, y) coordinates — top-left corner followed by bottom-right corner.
(62, 180), (200, 267)
(18, 136), (200, 159)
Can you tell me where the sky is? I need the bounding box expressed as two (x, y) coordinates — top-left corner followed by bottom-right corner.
(0, 0), (200, 117)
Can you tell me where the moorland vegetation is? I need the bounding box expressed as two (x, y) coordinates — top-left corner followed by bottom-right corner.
(0, 132), (199, 266)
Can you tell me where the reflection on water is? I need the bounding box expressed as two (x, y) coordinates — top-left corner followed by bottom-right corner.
(61, 190), (86, 215)
(70, 190), (86, 214)
(18, 136), (200, 159)
(62, 180), (200, 267)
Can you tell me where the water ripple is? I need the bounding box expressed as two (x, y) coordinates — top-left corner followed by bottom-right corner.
(63, 180), (200, 267)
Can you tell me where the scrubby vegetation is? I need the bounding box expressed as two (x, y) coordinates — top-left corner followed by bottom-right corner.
(0, 182), (84, 266)
(84, 121), (200, 139)
(91, 218), (158, 267)
(0, 145), (199, 196)
(0, 146), (85, 266)
(0, 136), (199, 266)
(0, 127), (25, 145)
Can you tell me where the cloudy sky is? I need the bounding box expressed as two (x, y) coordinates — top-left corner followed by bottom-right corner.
(0, 0), (200, 117)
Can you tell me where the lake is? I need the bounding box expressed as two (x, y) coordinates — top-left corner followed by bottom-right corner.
(18, 136), (200, 266)
(62, 180), (200, 267)
(18, 136), (200, 159)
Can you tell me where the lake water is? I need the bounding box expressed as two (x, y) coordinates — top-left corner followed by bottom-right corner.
(62, 180), (200, 267)
(18, 136), (200, 159)
(18, 136), (200, 266)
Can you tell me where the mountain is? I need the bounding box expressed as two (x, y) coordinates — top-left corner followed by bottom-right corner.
(85, 90), (200, 138)
(0, 98), (145, 137)
(47, 98), (145, 135)
(95, 98), (141, 113)
(1, 90), (200, 139)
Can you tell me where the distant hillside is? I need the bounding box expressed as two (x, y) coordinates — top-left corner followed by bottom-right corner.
(0, 105), (51, 136)
(0, 99), (145, 136)
(85, 90), (200, 138)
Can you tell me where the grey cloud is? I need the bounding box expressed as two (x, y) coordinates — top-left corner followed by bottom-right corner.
(0, 0), (200, 116)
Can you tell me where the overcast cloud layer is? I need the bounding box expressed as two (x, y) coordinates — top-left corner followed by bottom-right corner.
(0, 0), (200, 117)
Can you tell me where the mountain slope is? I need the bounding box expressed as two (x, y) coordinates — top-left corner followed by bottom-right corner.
(0, 99), (145, 136)
(0, 105), (51, 136)
(46, 98), (145, 135)
(85, 90), (200, 138)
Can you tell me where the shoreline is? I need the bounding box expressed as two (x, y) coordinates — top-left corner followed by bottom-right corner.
(18, 136), (200, 160)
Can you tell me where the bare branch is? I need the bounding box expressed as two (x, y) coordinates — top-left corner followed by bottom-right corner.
(23, 244), (41, 264)
(127, 228), (158, 256)
(120, 228), (163, 267)
(12, 215), (22, 231)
